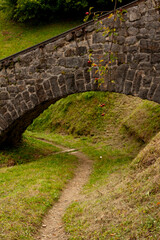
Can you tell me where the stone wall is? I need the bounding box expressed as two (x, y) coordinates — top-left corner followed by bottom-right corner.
(0, 0), (160, 146)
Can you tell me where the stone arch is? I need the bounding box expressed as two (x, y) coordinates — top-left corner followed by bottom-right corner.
(0, 0), (160, 146)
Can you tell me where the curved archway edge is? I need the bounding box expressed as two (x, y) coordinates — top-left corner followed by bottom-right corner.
(0, 0), (160, 146)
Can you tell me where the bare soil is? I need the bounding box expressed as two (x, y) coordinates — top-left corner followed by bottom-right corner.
(35, 138), (93, 240)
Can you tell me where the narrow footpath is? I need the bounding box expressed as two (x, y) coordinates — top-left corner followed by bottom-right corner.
(35, 138), (93, 240)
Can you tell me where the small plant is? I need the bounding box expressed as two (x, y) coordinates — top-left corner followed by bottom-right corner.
(84, 0), (127, 86)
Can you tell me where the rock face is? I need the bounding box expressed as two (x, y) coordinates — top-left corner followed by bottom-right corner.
(0, 0), (160, 147)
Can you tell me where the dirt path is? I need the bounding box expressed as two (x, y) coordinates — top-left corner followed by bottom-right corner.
(35, 138), (93, 240)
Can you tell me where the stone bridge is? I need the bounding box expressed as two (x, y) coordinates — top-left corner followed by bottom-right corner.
(0, 0), (160, 147)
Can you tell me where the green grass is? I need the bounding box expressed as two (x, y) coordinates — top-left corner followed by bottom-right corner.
(0, 135), (60, 167)
(0, 136), (78, 240)
(28, 92), (142, 138)
(28, 92), (114, 136)
(26, 131), (160, 239)
(62, 133), (160, 239)
(122, 100), (160, 143)
(26, 92), (160, 239)
(25, 130), (138, 190)
(28, 92), (160, 148)
(0, 12), (80, 59)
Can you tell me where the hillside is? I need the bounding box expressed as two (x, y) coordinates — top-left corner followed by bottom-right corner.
(27, 92), (160, 239)
(28, 91), (160, 146)
(63, 131), (160, 239)
(0, 12), (80, 59)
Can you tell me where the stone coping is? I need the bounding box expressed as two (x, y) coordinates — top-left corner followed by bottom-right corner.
(0, 0), (145, 64)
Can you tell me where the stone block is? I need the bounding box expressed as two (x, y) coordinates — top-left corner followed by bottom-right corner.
(10, 110), (18, 120)
(22, 91), (30, 103)
(93, 32), (106, 44)
(138, 88), (149, 99)
(124, 81), (132, 95)
(138, 62), (152, 70)
(152, 85), (160, 104)
(117, 53), (125, 65)
(127, 54), (132, 64)
(133, 53), (150, 63)
(0, 115), (8, 129)
(84, 68), (90, 83)
(126, 70), (136, 81)
(128, 46), (138, 54)
(65, 33), (74, 41)
(128, 27), (139, 36)
(58, 75), (65, 86)
(77, 46), (87, 56)
(85, 24), (95, 32)
(65, 73), (77, 94)
(140, 39), (160, 53)
(46, 90), (53, 99)
(138, 2), (147, 14)
(30, 93), (39, 106)
(104, 43), (112, 52)
(20, 101), (28, 112)
(43, 80), (51, 91)
(66, 57), (82, 68)
(153, 77), (160, 85)
(132, 71), (142, 94)
(0, 106), (7, 115)
(65, 49), (76, 57)
(125, 36), (137, 45)
(83, 58), (90, 68)
(7, 86), (18, 94)
(115, 65), (129, 93)
(86, 83), (92, 91)
(4, 112), (13, 124)
(45, 43), (56, 53)
(75, 30), (83, 37)
(60, 85), (67, 96)
(148, 83), (157, 99)
(140, 28), (147, 35)
(58, 58), (66, 67)
(151, 54), (160, 64)
(91, 44), (103, 50)
(49, 76), (61, 98)
(112, 44), (120, 53)
(54, 38), (65, 48)
(35, 84), (46, 102)
(117, 36), (125, 45)
(142, 76), (152, 87)
(155, 64), (160, 71)
(28, 86), (35, 93)
(0, 92), (9, 100)
(128, 7), (141, 22)
(75, 70), (84, 80)
(91, 79), (99, 91)
(76, 80), (85, 92)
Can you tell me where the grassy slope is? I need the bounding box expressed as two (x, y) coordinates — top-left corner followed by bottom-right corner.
(28, 91), (160, 146)
(27, 92), (160, 239)
(0, 135), (59, 167)
(0, 136), (78, 240)
(28, 92), (141, 137)
(0, 12), (80, 59)
(63, 132), (160, 239)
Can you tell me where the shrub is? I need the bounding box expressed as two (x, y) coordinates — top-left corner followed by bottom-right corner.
(0, 0), (130, 23)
